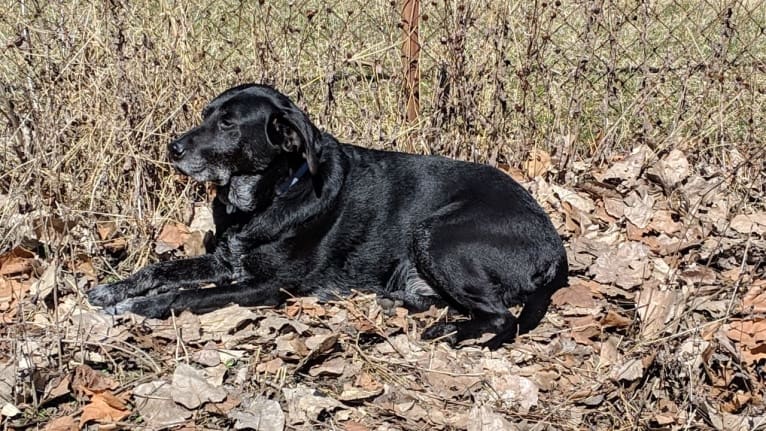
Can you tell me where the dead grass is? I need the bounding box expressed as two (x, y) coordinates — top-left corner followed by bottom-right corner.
(1, 0), (765, 429)
(1, 1), (763, 242)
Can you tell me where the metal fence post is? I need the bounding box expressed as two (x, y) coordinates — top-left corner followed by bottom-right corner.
(401, 0), (420, 123)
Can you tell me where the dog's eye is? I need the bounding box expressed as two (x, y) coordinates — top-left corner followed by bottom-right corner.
(219, 118), (235, 129)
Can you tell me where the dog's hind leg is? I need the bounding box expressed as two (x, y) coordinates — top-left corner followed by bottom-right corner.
(383, 259), (446, 312)
(412, 203), (565, 348)
(479, 282), (559, 349)
(412, 210), (522, 346)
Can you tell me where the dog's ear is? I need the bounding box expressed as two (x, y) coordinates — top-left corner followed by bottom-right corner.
(267, 108), (320, 175)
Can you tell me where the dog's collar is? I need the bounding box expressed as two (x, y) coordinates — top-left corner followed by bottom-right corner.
(276, 162), (310, 195)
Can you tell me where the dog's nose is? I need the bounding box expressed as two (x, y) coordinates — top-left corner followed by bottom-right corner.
(168, 140), (186, 161)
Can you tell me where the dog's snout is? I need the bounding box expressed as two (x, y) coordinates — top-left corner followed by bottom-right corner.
(168, 140), (186, 161)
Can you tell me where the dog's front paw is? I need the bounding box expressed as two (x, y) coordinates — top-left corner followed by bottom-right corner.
(421, 322), (458, 345)
(106, 293), (178, 319)
(88, 281), (132, 307)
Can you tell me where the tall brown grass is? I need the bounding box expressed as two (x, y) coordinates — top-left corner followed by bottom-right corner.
(1, 0), (763, 270)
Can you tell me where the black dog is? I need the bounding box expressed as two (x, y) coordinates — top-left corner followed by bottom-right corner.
(88, 84), (568, 349)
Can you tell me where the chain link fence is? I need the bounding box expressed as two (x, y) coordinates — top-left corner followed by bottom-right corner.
(410, 0), (766, 166)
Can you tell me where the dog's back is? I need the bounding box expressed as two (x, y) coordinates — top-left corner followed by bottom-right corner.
(316, 139), (568, 328)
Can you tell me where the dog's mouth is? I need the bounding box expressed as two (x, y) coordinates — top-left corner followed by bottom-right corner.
(172, 163), (230, 186)
(212, 176), (230, 186)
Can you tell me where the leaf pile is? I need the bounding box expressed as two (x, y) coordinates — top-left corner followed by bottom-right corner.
(1, 146), (765, 430)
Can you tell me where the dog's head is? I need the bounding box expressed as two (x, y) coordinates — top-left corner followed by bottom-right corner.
(168, 84), (320, 186)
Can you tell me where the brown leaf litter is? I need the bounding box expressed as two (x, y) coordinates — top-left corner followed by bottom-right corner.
(2, 146), (765, 430)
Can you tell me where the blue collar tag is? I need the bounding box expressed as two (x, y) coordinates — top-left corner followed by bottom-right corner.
(277, 162), (310, 195)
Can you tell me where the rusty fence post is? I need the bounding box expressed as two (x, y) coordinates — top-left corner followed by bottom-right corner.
(401, 0), (420, 123)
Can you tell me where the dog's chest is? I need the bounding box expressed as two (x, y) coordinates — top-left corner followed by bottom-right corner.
(225, 235), (251, 278)
(215, 220), (251, 276)
(220, 226), (287, 280)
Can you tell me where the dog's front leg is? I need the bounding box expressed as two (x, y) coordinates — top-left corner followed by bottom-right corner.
(88, 255), (231, 308)
(106, 281), (285, 318)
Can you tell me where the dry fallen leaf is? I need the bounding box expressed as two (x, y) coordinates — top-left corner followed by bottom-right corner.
(610, 358), (644, 382)
(304, 333), (338, 352)
(600, 309), (632, 329)
(194, 365), (222, 391)
(343, 421), (371, 431)
(68, 310), (129, 344)
(183, 231), (207, 256)
(258, 315), (310, 335)
(742, 281), (766, 313)
(42, 415), (78, 431)
(204, 393), (241, 416)
(276, 333), (309, 360)
(646, 149), (690, 188)
(229, 396), (285, 431)
(189, 205), (215, 234)
(257, 357), (285, 374)
(730, 213), (766, 235)
(653, 399), (681, 426)
(602, 144), (655, 185)
(282, 385), (343, 425)
(133, 380), (192, 428)
(0, 247), (36, 276)
(1, 403), (20, 418)
(309, 356), (346, 377)
(424, 355), (482, 399)
(598, 336), (620, 368)
(95, 221), (118, 241)
(523, 148), (552, 178)
(467, 405), (512, 431)
(489, 374), (539, 414)
(551, 282), (598, 311)
(677, 337), (709, 370)
(0, 278), (31, 322)
(679, 266), (717, 285)
(29, 262), (57, 299)
(552, 184), (595, 213)
(42, 374), (72, 403)
(199, 304), (260, 337)
(155, 221), (191, 254)
(74, 255), (97, 279)
(722, 392), (753, 414)
(636, 285), (679, 339)
(148, 310), (202, 342)
(647, 209), (683, 236)
(72, 364), (118, 396)
(102, 237), (128, 253)
(568, 315), (601, 345)
(623, 190), (656, 229)
(394, 400), (429, 422)
(560, 201), (592, 235)
(171, 363), (227, 409)
(727, 318), (766, 363)
(294, 333), (339, 372)
(590, 241), (651, 289)
(192, 342), (222, 367)
(603, 196), (625, 219)
(338, 383), (384, 402)
(285, 297), (327, 318)
(379, 306), (409, 333)
(355, 372), (384, 393)
(79, 391), (131, 427)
